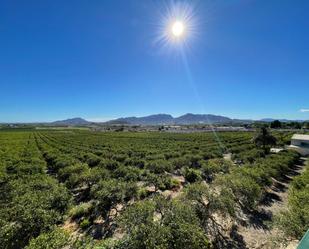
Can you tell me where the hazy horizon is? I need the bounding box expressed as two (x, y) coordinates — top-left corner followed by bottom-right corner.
(1, 112), (308, 124)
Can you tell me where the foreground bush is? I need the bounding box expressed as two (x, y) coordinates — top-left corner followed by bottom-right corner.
(215, 150), (300, 210)
(25, 228), (71, 249)
(0, 175), (72, 249)
(118, 197), (210, 249)
(277, 161), (309, 238)
(69, 202), (94, 219)
(26, 228), (95, 249)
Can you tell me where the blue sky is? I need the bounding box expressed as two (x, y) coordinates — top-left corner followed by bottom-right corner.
(0, 0), (308, 122)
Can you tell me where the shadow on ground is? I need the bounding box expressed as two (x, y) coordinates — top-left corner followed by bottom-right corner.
(260, 191), (282, 206)
(246, 209), (272, 230)
(213, 225), (248, 249)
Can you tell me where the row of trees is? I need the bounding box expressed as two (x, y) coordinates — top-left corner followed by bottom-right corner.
(277, 160), (309, 238)
(269, 120), (307, 129)
(0, 133), (71, 249)
(218, 150), (300, 210)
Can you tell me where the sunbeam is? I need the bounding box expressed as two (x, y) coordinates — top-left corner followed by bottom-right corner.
(179, 46), (227, 153)
(154, 1), (226, 153)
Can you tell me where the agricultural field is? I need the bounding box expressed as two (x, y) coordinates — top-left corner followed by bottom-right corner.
(0, 129), (307, 249)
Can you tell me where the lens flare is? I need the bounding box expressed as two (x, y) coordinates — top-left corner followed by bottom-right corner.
(154, 1), (198, 50)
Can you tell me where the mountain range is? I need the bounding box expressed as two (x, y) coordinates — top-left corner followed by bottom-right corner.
(51, 117), (91, 126)
(108, 113), (235, 125)
(50, 114), (307, 126)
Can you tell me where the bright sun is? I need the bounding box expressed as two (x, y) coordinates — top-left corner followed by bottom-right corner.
(156, 2), (197, 48)
(171, 21), (185, 37)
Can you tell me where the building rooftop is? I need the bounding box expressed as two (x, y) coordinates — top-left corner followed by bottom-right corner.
(292, 134), (309, 140)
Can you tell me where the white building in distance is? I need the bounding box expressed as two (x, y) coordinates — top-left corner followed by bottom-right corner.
(289, 134), (309, 156)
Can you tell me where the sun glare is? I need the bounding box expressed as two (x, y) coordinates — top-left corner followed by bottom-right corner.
(171, 21), (185, 37)
(154, 1), (198, 50)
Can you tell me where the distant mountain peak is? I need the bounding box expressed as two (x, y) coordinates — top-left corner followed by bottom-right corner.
(174, 113), (232, 125)
(107, 114), (174, 125)
(51, 117), (90, 126)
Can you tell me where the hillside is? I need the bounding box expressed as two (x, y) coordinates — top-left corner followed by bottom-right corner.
(51, 117), (91, 126)
(107, 114), (174, 125)
(174, 113), (232, 124)
(107, 113), (243, 125)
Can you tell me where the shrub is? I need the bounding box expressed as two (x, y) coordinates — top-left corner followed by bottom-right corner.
(118, 198), (210, 249)
(85, 153), (101, 167)
(80, 218), (91, 229)
(146, 160), (173, 174)
(80, 167), (110, 188)
(201, 158), (232, 180)
(186, 154), (203, 168)
(113, 166), (141, 181)
(124, 158), (146, 168)
(276, 162), (309, 238)
(137, 187), (149, 199)
(183, 168), (202, 183)
(170, 157), (190, 170)
(232, 148), (265, 164)
(91, 179), (138, 210)
(53, 156), (75, 172)
(69, 202), (93, 219)
(145, 173), (176, 191)
(170, 178), (181, 189)
(0, 175), (71, 249)
(58, 163), (88, 183)
(25, 228), (71, 249)
(25, 228), (93, 249)
(99, 159), (120, 170)
(216, 173), (262, 210)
